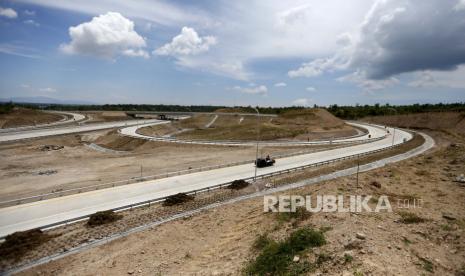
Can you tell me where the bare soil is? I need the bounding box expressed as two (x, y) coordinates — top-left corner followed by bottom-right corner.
(364, 111), (465, 137)
(0, 108), (64, 129)
(139, 109), (358, 141)
(79, 111), (134, 123)
(0, 130), (335, 201)
(14, 130), (465, 276)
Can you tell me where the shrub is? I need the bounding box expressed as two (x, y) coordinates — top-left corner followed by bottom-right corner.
(276, 206), (311, 223)
(398, 211), (426, 224)
(227, 179), (249, 190)
(344, 253), (353, 263)
(370, 181), (381, 188)
(253, 234), (273, 250)
(163, 193), (194, 206)
(87, 210), (122, 227)
(244, 227), (325, 275)
(0, 229), (52, 260)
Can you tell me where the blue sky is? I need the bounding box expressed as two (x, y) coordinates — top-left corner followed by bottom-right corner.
(0, 0), (464, 106)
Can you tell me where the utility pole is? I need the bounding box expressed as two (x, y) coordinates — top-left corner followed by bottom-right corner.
(253, 106), (260, 182)
(356, 155), (360, 189)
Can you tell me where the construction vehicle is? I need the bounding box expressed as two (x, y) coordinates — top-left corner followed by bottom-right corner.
(255, 155), (275, 168)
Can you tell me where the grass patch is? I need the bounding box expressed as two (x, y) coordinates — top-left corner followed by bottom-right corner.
(440, 224), (454, 231)
(344, 253), (353, 264)
(227, 179), (249, 190)
(402, 236), (412, 245)
(163, 193), (194, 206)
(244, 227), (325, 275)
(398, 211), (426, 224)
(0, 229), (53, 260)
(253, 234), (273, 250)
(276, 207), (311, 224)
(87, 210), (122, 227)
(418, 257), (434, 272)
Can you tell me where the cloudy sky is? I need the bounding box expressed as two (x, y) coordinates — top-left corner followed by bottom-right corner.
(0, 0), (464, 106)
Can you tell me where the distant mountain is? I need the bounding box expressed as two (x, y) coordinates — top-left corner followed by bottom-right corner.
(0, 96), (96, 105)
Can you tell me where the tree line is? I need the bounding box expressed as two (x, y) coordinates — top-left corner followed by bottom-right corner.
(1, 101), (464, 118)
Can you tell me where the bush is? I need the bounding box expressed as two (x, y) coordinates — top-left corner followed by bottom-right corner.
(253, 234), (273, 250)
(398, 211), (426, 224)
(276, 206), (311, 223)
(0, 229), (52, 260)
(0, 102), (14, 114)
(87, 210), (122, 227)
(163, 193), (194, 206)
(244, 227), (325, 275)
(227, 179), (249, 190)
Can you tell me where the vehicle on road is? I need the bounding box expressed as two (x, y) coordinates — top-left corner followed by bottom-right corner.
(255, 155), (276, 168)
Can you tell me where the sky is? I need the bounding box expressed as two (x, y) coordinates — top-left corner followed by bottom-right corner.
(0, 0), (464, 106)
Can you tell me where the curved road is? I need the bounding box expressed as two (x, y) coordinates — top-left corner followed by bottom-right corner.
(0, 123), (412, 237)
(0, 111), (86, 133)
(119, 121), (382, 146)
(0, 119), (162, 143)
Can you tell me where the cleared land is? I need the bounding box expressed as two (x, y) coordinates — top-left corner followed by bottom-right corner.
(138, 108), (358, 141)
(0, 125), (424, 272)
(79, 111), (134, 123)
(6, 127), (463, 275)
(0, 129), (338, 201)
(364, 111), (465, 137)
(0, 108), (64, 129)
(9, 112), (465, 275)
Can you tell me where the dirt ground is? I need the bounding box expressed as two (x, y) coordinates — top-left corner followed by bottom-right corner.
(0, 108), (64, 129)
(79, 111), (135, 124)
(145, 109), (359, 141)
(0, 129), (336, 201)
(13, 129), (465, 275)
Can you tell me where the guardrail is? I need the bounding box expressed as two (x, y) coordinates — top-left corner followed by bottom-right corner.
(0, 132), (412, 238)
(122, 129), (384, 146)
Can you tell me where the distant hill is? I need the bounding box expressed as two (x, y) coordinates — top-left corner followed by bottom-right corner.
(0, 96), (95, 105)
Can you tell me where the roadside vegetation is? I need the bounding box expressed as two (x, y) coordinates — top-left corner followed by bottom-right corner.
(0, 102), (14, 114)
(87, 210), (122, 227)
(244, 227), (326, 275)
(0, 229), (54, 260)
(163, 193), (195, 206)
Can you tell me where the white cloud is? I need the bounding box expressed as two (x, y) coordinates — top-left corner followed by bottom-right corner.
(454, 0), (465, 10)
(408, 72), (437, 88)
(24, 9), (36, 16)
(39, 87), (57, 92)
(232, 85), (268, 95)
(20, 84), (30, 88)
(306, 86), (316, 92)
(0, 7), (17, 18)
(274, 82), (287, 87)
(0, 43), (42, 59)
(288, 0), (465, 91)
(338, 71), (399, 91)
(408, 65), (465, 89)
(288, 52), (349, 78)
(15, 0), (210, 27)
(24, 20), (40, 27)
(60, 12), (148, 59)
(155, 27), (216, 56)
(292, 98), (312, 106)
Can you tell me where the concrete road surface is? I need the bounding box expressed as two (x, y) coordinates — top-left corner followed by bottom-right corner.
(0, 119), (164, 143)
(0, 111), (86, 133)
(0, 124), (412, 237)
